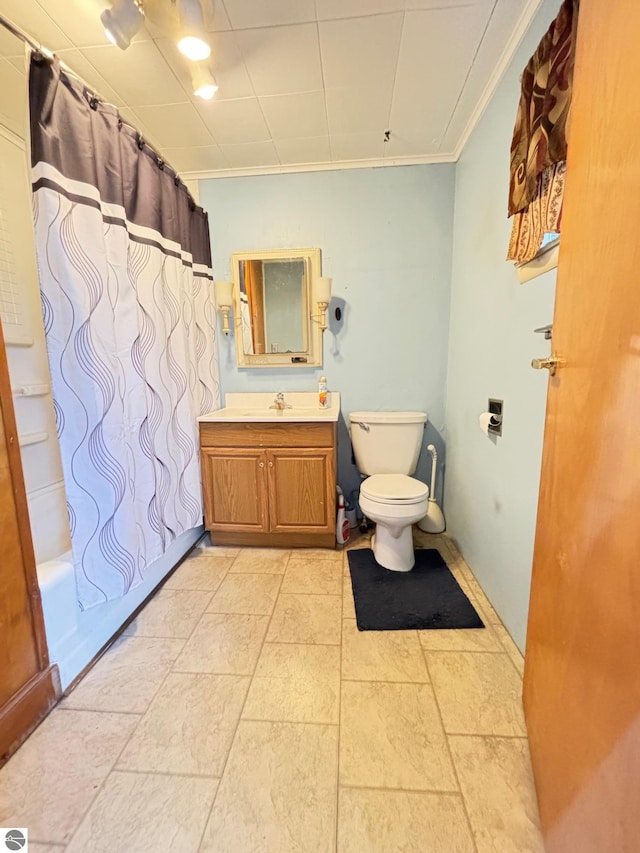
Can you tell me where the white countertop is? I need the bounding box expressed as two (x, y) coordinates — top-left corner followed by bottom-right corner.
(198, 391), (341, 423)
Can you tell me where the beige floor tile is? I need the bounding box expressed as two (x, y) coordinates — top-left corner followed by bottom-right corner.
(207, 572), (282, 615)
(25, 846), (65, 853)
(200, 720), (338, 853)
(65, 771), (218, 853)
(418, 623), (505, 653)
(267, 593), (342, 644)
(243, 643), (340, 724)
(494, 624), (526, 676)
(342, 619), (429, 683)
(193, 536), (240, 557)
(229, 547), (290, 574)
(291, 547), (343, 562)
(123, 589), (212, 639)
(344, 531), (373, 551)
(450, 735), (544, 852)
(173, 613), (269, 674)
(163, 555), (233, 591)
(339, 681), (457, 791)
(427, 651), (526, 735)
(281, 557), (343, 595)
(118, 672), (248, 775)
(338, 787), (475, 853)
(62, 635), (184, 713)
(343, 576), (356, 618)
(0, 709), (139, 845)
(474, 597), (503, 627)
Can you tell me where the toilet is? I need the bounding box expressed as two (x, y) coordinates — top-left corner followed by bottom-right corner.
(349, 411), (429, 572)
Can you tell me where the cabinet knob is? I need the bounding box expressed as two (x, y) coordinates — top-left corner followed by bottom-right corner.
(258, 461), (264, 468)
(268, 461), (273, 467)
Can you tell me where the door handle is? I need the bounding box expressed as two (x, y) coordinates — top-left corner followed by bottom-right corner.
(531, 354), (564, 376)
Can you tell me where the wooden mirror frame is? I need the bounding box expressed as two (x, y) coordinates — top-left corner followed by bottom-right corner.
(231, 248), (323, 368)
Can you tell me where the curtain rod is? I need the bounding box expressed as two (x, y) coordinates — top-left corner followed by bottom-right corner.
(0, 12), (199, 208)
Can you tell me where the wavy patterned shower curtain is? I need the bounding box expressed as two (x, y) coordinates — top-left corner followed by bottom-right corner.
(28, 54), (220, 609)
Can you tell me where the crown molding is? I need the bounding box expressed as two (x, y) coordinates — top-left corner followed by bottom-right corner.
(452, 0), (544, 160)
(181, 151), (457, 181)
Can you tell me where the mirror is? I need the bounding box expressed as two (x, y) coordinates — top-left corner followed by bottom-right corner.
(231, 248), (323, 368)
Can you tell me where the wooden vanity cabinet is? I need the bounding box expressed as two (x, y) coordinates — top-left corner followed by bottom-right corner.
(200, 421), (337, 548)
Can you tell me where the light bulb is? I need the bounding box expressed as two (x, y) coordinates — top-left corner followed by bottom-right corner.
(192, 64), (218, 99)
(178, 35), (211, 61)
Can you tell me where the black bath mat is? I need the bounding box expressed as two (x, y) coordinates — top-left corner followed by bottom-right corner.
(347, 548), (484, 631)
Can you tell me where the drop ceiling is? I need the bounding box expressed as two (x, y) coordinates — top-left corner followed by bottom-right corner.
(0, 0), (541, 178)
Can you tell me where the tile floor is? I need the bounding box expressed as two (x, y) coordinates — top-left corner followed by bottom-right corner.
(0, 531), (544, 852)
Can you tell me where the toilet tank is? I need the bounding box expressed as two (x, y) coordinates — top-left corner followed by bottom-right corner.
(349, 411), (427, 475)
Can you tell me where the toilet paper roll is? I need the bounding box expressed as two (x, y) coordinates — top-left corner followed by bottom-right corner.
(479, 412), (493, 434)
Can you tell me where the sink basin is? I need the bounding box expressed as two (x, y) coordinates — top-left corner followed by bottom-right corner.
(198, 391), (341, 423)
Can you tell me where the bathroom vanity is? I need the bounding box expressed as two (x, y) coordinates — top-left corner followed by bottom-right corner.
(198, 392), (339, 548)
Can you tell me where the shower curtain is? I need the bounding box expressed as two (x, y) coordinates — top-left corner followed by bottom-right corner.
(28, 54), (220, 609)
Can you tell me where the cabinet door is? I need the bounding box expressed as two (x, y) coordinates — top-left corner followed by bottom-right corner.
(267, 448), (335, 534)
(201, 448), (268, 532)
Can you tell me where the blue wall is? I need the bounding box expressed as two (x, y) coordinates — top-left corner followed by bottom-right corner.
(200, 165), (455, 503)
(443, 0), (561, 651)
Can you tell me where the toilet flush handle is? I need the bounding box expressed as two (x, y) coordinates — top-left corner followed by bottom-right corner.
(357, 422), (370, 432)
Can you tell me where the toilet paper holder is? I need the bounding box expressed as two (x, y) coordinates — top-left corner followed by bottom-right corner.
(488, 398), (503, 436)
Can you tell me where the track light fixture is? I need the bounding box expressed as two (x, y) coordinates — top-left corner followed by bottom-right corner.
(177, 0), (211, 61)
(101, 0), (144, 51)
(191, 63), (218, 99)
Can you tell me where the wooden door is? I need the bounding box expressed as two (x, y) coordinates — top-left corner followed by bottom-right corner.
(0, 320), (59, 764)
(201, 447), (269, 532)
(523, 2), (640, 850)
(267, 447), (335, 534)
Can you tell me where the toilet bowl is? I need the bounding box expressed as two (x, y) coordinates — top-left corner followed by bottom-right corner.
(359, 474), (429, 571)
(349, 411), (429, 573)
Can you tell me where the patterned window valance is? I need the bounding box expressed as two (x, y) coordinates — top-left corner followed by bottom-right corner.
(507, 0), (579, 264)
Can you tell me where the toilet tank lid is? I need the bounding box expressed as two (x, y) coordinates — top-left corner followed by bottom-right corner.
(349, 411), (427, 425)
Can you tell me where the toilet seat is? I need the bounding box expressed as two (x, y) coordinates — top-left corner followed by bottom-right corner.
(360, 474), (428, 506)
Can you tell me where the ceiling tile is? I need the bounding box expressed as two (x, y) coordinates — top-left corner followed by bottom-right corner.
(316, 0), (404, 21)
(196, 97), (270, 144)
(80, 41), (188, 106)
(326, 85), (393, 135)
(259, 91), (328, 140)
(54, 48), (126, 106)
(218, 140), (280, 168)
(202, 0), (233, 32)
(383, 130), (440, 157)
(155, 33), (254, 102)
(317, 0), (489, 12)
(330, 132), (385, 162)
(274, 136), (331, 165)
(319, 13), (403, 90)
(223, 0), (316, 29)
(389, 5), (491, 140)
(404, 0), (492, 9)
(0, 0), (72, 52)
(439, 0), (530, 152)
(134, 103), (214, 147)
(0, 58), (27, 137)
(162, 145), (230, 173)
(235, 23), (322, 97)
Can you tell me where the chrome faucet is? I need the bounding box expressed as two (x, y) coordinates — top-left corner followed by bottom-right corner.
(270, 392), (292, 411)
